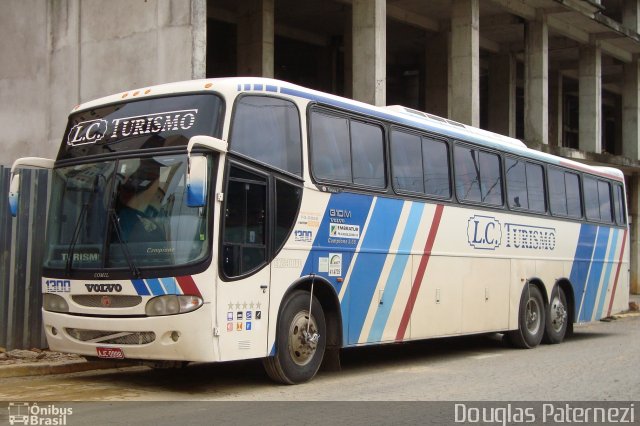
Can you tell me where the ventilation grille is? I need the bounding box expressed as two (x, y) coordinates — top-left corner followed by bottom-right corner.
(72, 295), (142, 308)
(65, 328), (155, 345)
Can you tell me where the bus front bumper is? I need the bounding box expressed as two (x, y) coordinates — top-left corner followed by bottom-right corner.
(42, 304), (219, 362)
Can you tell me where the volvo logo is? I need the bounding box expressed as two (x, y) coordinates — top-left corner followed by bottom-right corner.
(85, 283), (122, 293)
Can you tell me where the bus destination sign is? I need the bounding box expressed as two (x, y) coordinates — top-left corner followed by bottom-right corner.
(67, 109), (198, 147)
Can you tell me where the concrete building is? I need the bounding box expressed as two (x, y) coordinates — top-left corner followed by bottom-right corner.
(1, 0), (639, 295)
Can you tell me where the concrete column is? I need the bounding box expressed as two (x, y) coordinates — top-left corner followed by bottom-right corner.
(237, 0), (274, 77)
(623, 59), (640, 160)
(623, 0), (640, 32)
(548, 71), (563, 147)
(487, 53), (516, 137)
(525, 15), (549, 145)
(190, 0), (207, 79)
(579, 43), (602, 153)
(449, 0), (479, 126)
(344, 13), (353, 99)
(352, 0), (386, 106)
(424, 32), (449, 118)
(630, 175), (640, 294)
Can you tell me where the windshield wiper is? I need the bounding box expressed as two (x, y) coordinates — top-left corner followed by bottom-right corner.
(109, 209), (141, 278)
(65, 202), (90, 274)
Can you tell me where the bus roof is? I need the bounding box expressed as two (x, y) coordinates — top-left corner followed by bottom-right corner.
(71, 77), (624, 182)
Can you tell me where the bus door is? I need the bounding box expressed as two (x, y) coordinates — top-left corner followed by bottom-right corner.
(216, 163), (271, 361)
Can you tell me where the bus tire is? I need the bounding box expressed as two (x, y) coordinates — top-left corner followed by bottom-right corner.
(507, 284), (545, 349)
(543, 286), (568, 344)
(263, 290), (326, 384)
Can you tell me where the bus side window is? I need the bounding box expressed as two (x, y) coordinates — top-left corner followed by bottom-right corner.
(230, 96), (302, 176)
(613, 184), (626, 225)
(455, 144), (502, 205)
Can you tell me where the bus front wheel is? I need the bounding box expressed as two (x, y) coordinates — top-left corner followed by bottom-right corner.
(507, 284), (545, 349)
(263, 290), (326, 384)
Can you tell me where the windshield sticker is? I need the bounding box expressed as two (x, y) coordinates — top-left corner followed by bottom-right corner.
(328, 253), (342, 277)
(67, 109), (198, 146)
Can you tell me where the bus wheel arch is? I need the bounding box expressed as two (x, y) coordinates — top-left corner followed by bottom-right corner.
(507, 279), (547, 349)
(263, 276), (342, 384)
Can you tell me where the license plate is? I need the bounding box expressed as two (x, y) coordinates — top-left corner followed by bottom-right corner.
(96, 347), (125, 359)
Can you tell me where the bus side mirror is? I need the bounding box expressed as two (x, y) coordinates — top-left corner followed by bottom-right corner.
(186, 155), (208, 207)
(8, 157), (54, 217)
(8, 172), (19, 217)
(186, 136), (227, 208)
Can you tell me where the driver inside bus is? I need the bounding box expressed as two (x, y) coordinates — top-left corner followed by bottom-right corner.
(115, 159), (167, 243)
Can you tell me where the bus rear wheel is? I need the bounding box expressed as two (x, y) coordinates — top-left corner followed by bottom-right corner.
(263, 290), (326, 384)
(543, 286), (568, 344)
(508, 284), (545, 349)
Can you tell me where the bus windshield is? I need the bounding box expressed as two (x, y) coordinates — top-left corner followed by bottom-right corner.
(44, 153), (211, 273)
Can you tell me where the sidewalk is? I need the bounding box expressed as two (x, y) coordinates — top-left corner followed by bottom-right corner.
(1, 296), (639, 379)
(0, 349), (133, 378)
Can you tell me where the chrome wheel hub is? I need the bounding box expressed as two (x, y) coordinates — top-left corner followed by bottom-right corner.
(526, 297), (541, 335)
(550, 296), (567, 333)
(288, 311), (320, 366)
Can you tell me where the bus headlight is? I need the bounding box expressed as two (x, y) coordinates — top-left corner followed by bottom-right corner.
(145, 295), (203, 316)
(43, 294), (69, 313)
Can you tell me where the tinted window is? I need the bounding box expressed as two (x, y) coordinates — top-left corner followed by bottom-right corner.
(613, 184), (626, 225)
(526, 162), (545, 212)
(584, 177), (601, 221)
(222, 166), (268, 277)
(310, 112), (352, 183)
(455, 146), (482, 203)
(231, 96), (302, 176)
(455, 145), (502, 205)
(391, 130), (450, 197)
(597, 180), (612, 223)
(548, 167), (566, 215)
(59, 94), (224, 161)
(391, 131), (423, 193)
(506, 158), (528, 209)
(422, 138), (450, 197)
(565, 172), (582, 218)
(479, 151), (502, 205)
(550, 166), (582, 218)
(275, 179), (302, 252)
(351, 121), (385, 187)
(311, 111), (385, 188)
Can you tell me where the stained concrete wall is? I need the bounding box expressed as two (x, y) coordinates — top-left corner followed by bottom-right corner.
(0, 0), (205, 164)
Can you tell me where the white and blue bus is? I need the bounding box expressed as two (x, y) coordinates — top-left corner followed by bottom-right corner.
(9, 78), (629, 384)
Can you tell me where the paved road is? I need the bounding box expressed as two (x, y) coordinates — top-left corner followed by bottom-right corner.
(0, 315), (638, 424)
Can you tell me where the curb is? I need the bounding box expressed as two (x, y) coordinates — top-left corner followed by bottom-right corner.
(0, 360), (134, 379)
(612, 311), (640, 319)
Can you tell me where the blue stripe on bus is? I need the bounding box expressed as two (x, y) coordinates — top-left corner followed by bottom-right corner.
(160, 277), (179, 294)
(244, 84), (251, 91)
(595, 228), (619, 320)
(132, 279), (150, 296)
(569, 224), (597, 322)
(300, 193), (374, 295)
(367, 202), (424, 342)
(253, 84), (263, 91)
(346, 197), (403, 344)
(146, 278), (166, 296)
(579, 226), (610, 322)
(266, 85), (278, 92)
